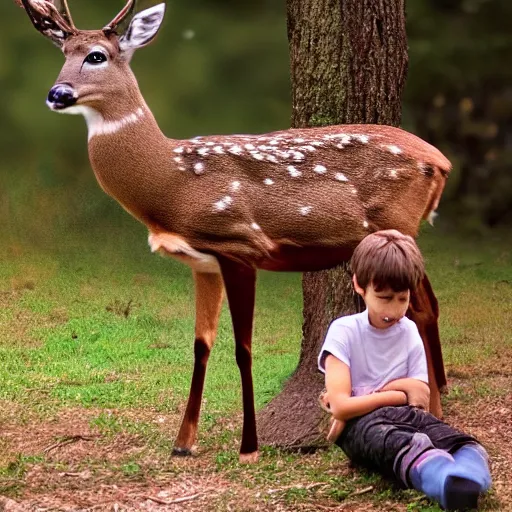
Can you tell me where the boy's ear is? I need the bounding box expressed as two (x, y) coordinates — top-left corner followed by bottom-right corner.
(119, 3), (165, 60)
(352, 275), (365, 296)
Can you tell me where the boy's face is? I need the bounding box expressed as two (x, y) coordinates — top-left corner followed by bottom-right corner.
(353, 276), (410, 329)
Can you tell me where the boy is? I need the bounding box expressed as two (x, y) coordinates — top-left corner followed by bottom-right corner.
(318, 230), (491, 511)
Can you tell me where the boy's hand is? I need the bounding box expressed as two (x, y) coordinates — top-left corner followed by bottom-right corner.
(319, 390), (347, 442)
(379, 379), (430, 410)
(327, 417), (346, 442)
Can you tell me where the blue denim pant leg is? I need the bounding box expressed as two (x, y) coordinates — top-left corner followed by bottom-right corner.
(336, 406), (479, 487)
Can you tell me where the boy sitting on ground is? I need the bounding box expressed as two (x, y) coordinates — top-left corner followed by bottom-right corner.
(318, 229), (491, 511)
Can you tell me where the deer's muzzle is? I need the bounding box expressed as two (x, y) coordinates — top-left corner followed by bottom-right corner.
(47, 84), (77, 110)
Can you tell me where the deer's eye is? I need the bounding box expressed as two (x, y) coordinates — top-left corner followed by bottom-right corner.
(85, 51), (107, 65)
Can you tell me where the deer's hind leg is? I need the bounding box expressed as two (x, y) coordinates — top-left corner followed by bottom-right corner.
(216, 256), (259, 464)
(408, 273), (447, 419)
(173, 271), (224, 456)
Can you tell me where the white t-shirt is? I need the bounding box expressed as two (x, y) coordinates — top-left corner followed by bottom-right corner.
(318, 309), (428, 396)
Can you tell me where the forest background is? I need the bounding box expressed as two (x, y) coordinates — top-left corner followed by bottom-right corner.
(1, 0), (511, 242)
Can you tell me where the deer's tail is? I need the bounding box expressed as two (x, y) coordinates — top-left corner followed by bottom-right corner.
(422, 154), (452, 225)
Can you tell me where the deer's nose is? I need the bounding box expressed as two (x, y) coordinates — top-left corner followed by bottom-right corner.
(47, 84), (77, 110)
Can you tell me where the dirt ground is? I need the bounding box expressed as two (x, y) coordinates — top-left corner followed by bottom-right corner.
(0, 368), (511, 511)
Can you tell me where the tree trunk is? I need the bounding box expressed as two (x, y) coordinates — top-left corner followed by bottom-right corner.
(258, 0), (410, 448)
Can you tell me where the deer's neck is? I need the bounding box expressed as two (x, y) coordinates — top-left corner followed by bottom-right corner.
(75, 91), (165, 142)
(80, 104), (147, 141)
(82, 95), (176, 229)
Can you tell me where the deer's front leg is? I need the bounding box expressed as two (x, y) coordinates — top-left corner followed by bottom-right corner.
(173, 271), (224, 456)
(217, 256), (258, 463)
(408, 273), (446, 419)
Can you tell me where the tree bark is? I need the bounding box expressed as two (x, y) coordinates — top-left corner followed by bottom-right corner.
(258, 0), (409, 448)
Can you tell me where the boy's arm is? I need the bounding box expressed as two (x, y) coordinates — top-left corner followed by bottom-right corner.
(325, 355), (408, 422)
(379, 378), (430, 410)
(379, 325), (430, 410)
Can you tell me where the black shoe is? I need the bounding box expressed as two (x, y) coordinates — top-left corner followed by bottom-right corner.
(443, 475), (480, 511)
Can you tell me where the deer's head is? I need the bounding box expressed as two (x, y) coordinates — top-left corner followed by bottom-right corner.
(15, 0), (165, 117)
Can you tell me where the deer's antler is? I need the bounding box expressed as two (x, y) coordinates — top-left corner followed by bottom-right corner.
(15, 0), (77, 45)
(103, 0), (137, 35)
(52, 0), (75, 30)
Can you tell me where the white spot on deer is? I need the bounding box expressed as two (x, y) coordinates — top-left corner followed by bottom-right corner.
(427, 211), (438, 226)
(390, 169), (398, 178)
(148, 232), (221, 274)
(352, 188), (358, 194)
(314, 165), (327, 174)
(312, 141), (324, 147)
(178, 166), (186, 171)
(206, 141), (215, 146)
(288, 166), (302, 178)
(355, 134), (370, 143)
(302, 145), (316, 152)
(194, 162), (205, 175)
(173, 146), (183, 153)
(173, 156), (182, 163)
(245, 143), (255, 150)
(387, 145), (402, 155)
(66, 105), (147, 140)
(213, 196), (233, 212)
(214, 146), (224, 154)
(198, 147), (209, 156)
(294, 138), (305, 143)
(264, 178), (274, 185)
(229, 145), (243, 155)
(363, 220), (369, 228)
(186, 148), (192, 154)
(335, 173), (348, 181)
(251, 223), (261, 231)
(300, 206), (312, 216)
(269, 140), (279, 145)
(324, 133), (351, 142)
(266, 155), (278, 163)
(251, 152), (264, 161)
(293, 151), (305, 161)
(231, 181), (241, 192)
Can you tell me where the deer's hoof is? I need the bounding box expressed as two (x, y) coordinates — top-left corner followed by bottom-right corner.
(239, 451), (259, 464)
(172, 447), (193, 457)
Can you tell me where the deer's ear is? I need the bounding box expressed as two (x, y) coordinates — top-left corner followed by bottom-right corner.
(118, 3), (165, 57)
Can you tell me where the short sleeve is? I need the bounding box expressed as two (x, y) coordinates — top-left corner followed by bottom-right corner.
(318, 320), (352, 373)
(407, 323), (429, 384)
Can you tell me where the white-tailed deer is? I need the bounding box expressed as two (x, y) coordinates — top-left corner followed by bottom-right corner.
(15, 0), (450, 462)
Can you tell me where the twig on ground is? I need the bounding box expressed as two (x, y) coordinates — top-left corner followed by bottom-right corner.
(144, 493), (202, 505)
(43, 434), (98, 454)
(349, 485), (374, 496)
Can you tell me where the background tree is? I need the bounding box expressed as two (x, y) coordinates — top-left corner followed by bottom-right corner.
(258, 0), (420, 448)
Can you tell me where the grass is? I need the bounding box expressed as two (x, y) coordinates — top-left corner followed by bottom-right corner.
(0, 220), (510, 510)
(0, 227), (302, 415)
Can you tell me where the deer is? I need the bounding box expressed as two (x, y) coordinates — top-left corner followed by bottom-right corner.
(14, 0), (451, 463)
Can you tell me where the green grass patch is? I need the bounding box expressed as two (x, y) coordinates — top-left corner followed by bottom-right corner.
(0, 223), (509, 509)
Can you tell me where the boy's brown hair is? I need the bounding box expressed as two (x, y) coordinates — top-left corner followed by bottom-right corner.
(351, 229), (425, 292)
